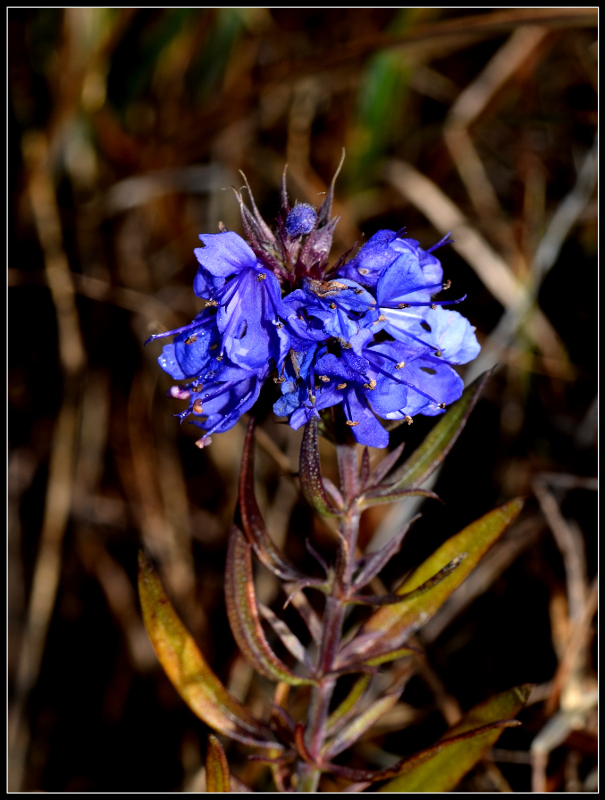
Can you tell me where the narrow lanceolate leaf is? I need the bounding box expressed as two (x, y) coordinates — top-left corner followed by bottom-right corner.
(238, 419), (307, 581)
(258, 603), (315, 672)
(352, 516), (420, 591)
(358, 486), (440, 510)
(299, 418), (341, 517)
(377, 684), (533, 792)
(348, 554), (466, 607)
(225, 526), (316, 686)
(381, 369), (493, 493)
(324, 683), (405, 760)
(363, 646), (421, 667)
(138, 551), (279, 749)
(367, 442), (405, 489)
(326, 674), (372, 735)
(285, 587), (323, 645)
(341, 498), (524, 665)
(206, 735), (230, 792)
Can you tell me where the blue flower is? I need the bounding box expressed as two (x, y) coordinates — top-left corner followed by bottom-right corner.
(184, 370), (265, 449)
(275, 338), (435, 448)
(283, 278), (379, 348)
(338, 229), (445, 290)
(155, 308), (222, 382)
(147, 306), (265, 448)
(149, 173), (481, 450)
(193, 231), (291, 372)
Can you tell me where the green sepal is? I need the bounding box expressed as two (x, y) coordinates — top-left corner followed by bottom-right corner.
(358, 486), (440, 509)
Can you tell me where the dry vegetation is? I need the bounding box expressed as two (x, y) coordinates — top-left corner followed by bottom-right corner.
(9, 9), (597, 792)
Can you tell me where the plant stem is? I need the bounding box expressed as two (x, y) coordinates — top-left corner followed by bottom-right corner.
(295, 442), (360, 792)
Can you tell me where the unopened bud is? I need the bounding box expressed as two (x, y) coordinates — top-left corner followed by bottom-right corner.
(285, 203), (317, 237)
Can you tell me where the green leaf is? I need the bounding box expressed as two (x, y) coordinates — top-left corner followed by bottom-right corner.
(377, 684), (533, 791)
(137, 550), (280, 749)
(347, 554), (466, 607)
(346, 498), (524, 663)
(225, 526), (316, 686)
(351, 515), (420, 592)
(383, 369), (493, 493)
(206, 735), (230, 792)
(324, 682), (405, 760)
(326, 674), (372, 735)
(363, 646), (420, 667)
(359, 486), (440, 509)
(299, 418), (342, 517)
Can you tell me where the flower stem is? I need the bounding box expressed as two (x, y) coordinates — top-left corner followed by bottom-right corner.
(295, 442), (360, 792)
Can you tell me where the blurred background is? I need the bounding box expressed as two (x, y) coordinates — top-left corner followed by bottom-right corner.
(8, 8), (597, 792)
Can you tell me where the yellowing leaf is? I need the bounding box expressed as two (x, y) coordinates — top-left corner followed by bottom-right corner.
(351, 498), (524, 662)
(378, 684), (533, 792)
(206, 735), (230, 792)
(138, 550), (281, 749)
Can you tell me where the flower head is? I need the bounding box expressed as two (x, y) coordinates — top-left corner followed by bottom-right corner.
(148, 165), (480, 449)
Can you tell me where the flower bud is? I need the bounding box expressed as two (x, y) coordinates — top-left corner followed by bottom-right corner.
(285, 204), (317, 237)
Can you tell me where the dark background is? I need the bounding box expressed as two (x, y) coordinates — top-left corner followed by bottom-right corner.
(9, 9), (597, 792)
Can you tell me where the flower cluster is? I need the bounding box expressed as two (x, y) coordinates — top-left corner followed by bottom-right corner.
(148, 170), (480, 449)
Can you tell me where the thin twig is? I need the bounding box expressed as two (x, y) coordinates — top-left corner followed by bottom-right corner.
(384, 159), (568, 374)
(532, 479), (588, 623)
(445, 25), (550, 227)
(467, 131), (598, 382)
(9, 132), (86, 792)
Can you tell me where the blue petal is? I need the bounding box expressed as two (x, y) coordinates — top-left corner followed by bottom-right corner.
(342, 388), (389, 448)
(413, 307), (481, 364)
(195, 231), (257, 277)
(376, 251), (435, 307)
(217, 268), (291, 371)
(337, 230), (398, 287)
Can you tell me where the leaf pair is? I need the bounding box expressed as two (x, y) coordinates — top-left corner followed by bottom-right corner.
(336, 497), (524, 669)
(286, 683), (532, 789)
(377, 683), (534, 791)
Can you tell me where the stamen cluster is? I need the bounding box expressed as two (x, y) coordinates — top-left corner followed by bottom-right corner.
(148, 168), (480, 449)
